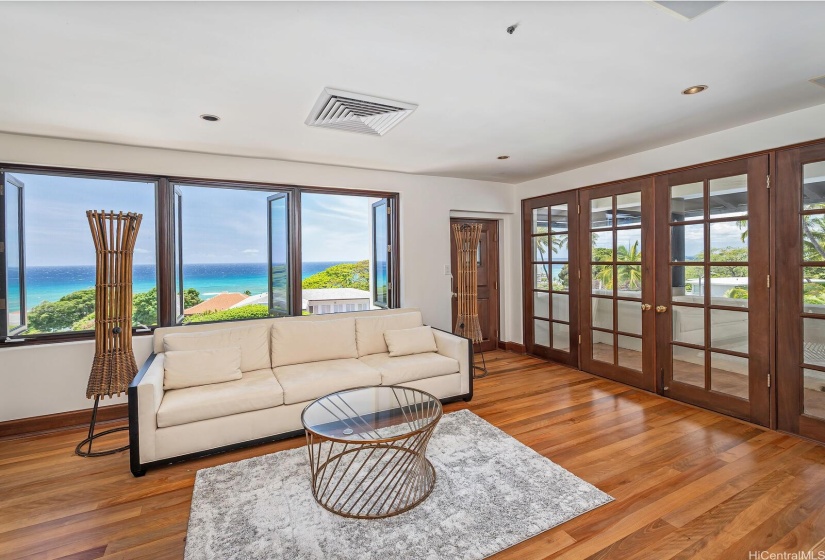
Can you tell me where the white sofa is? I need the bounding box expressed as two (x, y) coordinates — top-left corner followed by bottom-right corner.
(128, 308), (472, 476)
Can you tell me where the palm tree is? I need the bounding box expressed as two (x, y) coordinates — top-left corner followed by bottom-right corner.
(617, 240), (642, 290)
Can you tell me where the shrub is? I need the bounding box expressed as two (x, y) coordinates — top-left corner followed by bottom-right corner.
(302, 260), (369, 291)
(185, 304), (270, 324)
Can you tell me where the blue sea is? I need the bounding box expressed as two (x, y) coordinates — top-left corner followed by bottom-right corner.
(9, 262), (353, 312)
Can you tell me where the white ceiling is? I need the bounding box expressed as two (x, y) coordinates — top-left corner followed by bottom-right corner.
(1, 1), (824, 184)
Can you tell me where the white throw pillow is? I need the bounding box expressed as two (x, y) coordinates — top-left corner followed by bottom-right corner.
(355, 312), (423, 356)
(163, 324), (270, 372)
(163, 346), (243, 390)
(384, 326), (438, 357)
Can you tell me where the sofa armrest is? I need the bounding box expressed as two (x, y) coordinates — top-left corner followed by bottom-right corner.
(432, 328), (473, 398)
(128, 353), (165, 475)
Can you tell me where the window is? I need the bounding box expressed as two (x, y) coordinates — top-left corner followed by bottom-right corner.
(0, 171), (156, 338)
(0, 165), (398, 342)
(301, 193), (393, 315)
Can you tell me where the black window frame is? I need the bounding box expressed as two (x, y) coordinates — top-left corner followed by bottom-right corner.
(0, 164), (400, 344)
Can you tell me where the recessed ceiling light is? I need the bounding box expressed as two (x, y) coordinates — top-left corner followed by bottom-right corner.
(682, 85), (708, 95)
(200, 114), (220, 122)
(497, 155), (510, 160)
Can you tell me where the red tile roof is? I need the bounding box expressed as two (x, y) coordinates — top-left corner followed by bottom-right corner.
(183, 293), (248, 316)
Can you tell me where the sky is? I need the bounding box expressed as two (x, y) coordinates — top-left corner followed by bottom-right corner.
(12, 172), (373, 267)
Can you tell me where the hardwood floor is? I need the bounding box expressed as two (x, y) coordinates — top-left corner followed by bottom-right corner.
(2, 351), (824, 559)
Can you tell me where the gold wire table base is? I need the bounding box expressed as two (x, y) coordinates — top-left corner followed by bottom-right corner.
(305, 427), (438, 519)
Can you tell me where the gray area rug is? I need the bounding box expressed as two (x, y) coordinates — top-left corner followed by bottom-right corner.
(185, 409), (612, 560)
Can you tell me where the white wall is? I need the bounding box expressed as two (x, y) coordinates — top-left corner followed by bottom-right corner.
(507, 103), (825, 345)
(0, 132), (514, 421)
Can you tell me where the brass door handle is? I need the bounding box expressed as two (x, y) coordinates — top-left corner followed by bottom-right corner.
(656, 305), (668, 313)
(641, 303), (652, 311)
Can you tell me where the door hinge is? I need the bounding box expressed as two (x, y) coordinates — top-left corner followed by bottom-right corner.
(578, 334), (582, 343)
(387, 205), (391, 215)
(767, 275), (771, 288)
(577, 204), (581, 215)
(767, 175), (771, 189)
(493, 281), (498, 290)
(387, 281), (392, 290)
(387, 244), (391, 253)
(767, 373), (771, 388)
(0, 298), (5, 310)
(0, 241), (4, 252)
(578, 269), (581, 279)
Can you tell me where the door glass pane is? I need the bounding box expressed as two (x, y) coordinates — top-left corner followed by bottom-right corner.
(617, 300), (642, 335)
(550, 234), (569, 261)
(616, 229), (642, 261)
(592, 297), (613, 330)
(535, 319), (550, 346)
(616, 192), (642, 227)
(671, 223), (704, 262)
(592, 265), (612, 295)
(591, 197), (613, 229)
(532, 207), (548, 234)
(710, 267), (748, 308)
(710, 353), (749, 399)
(372, 200), (389, 309)
(710, 309), (748, 353)
(551, 264), (570, 291)
(533, 264), (550, 290)
(710, 220), (748, 256)
(672, 265), (704, 303)
(552, 293), (569, 322)
(269, 194), (290, 316)
(803, 368), (825, 419)
(174, 190), (183, 321)
(592, 331), (614, 364)
(673, 345), (705, 388)
(617, 264), (642, 299)
(802, 162), (825, 211)
(618, 335), (642, 371)
(709, 174), (748, 218)
(672, 305), (704, 346)
(803, 318), (825, 367)
(671, 182), (704, 221)
(552, 322), (570, 351)
(591, 231), (613, 261)
(802, 215), (825, 261)
(550, 205), (569, 232)
(5, 181), (23, 332)
(533, 291), (549, 318)
(803, 267), (825, 314)
(533, 236), (550, 261)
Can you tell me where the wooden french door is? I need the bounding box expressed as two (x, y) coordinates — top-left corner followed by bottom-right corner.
(522, 192), (579, 366)
(579, 179), (657, 391)
(655, 156), (771, 426)
(450, 218), (500, 352)
(777, 142), (825, 441)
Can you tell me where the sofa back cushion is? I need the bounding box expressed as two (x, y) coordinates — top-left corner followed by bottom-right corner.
(355, 311), (423, 356)
(163, 324), (270, 372)
(384, 325), (438, 357)
(163, 346), (243, 390)
(271, 317), (358, 367)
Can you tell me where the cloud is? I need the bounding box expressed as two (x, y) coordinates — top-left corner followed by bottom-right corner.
(242, 248), (260, 254)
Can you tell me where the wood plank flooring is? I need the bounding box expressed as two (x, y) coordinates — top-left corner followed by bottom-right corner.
(1, 351), (824, 559)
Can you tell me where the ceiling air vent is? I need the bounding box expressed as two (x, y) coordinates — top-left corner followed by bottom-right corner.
(650, 1), (724, 21)
(811, 75), (825, 89)
(305, 88), (417, 136)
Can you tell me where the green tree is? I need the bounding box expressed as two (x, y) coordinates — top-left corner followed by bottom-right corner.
(617, 241), (642, 290)
(302, 260), (369, 291)
(28, 288), (96, 332)
(132, 287), (202, 326)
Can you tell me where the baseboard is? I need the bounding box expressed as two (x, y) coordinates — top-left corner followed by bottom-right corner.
(0, 403), (128, 440)
(497, 341), (526, 354)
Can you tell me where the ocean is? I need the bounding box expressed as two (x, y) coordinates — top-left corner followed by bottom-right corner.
(12, 262), (354, 311)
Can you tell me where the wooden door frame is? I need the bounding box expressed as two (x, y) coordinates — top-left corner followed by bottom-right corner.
(776, 141), (825, 441)
(450, 217), (500, 352)
(578, 177), (657, 391)
(654, 155), (771, 426)
(521, 192), (580, 367)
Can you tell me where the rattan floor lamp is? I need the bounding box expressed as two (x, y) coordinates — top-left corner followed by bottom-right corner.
(452, 223), (488, 378)
(75, 210), (142, 457)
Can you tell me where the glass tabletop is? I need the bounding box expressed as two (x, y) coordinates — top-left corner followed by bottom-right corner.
(301, 386), (442, 442)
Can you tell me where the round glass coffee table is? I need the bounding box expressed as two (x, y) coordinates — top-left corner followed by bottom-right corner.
(301, 386), (442, 519)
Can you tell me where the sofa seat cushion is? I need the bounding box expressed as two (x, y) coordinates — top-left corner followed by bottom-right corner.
(157, 368), (284, 428)
(273, 358), (381, 405)
(359, 352), (459, 385)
